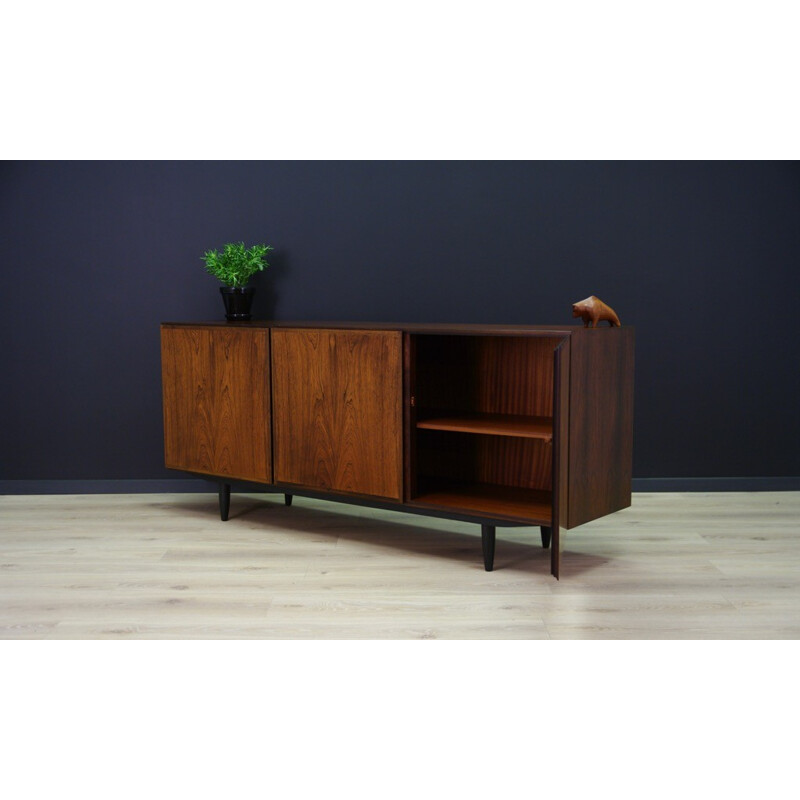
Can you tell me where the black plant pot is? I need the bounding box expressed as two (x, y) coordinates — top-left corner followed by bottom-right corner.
(220, 287), (255, 321)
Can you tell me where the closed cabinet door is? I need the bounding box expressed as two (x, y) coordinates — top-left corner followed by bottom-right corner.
(271, 328), (402, 500)
(161, 326), (272, 483)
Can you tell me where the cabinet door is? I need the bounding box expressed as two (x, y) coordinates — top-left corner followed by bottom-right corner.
(161, 326), (272, 483)
(271, 328), (402, 500)
(567, 327), (635, 528)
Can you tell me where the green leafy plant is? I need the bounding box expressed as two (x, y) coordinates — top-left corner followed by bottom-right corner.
(202, 242), (273, 288)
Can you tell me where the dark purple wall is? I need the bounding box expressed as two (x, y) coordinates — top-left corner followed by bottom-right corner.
(1, 161), (798, 484)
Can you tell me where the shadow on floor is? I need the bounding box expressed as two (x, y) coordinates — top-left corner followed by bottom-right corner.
(156, 493), (608, 578)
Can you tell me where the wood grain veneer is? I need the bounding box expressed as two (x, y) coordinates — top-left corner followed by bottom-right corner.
(551, 337), (571, 577)
(162, 321), (582, 335)
(161, 326), (271, 483)
(271, 328), (403, 500)
(567, 327), (635, 528)
(415, 430), (554, 492)
(410, 479), (552, 524)
(403, 333), (417, 502)
(412, 335), (562, 503)
(417, 411), (553, 441)
(414, 335), (557, 417)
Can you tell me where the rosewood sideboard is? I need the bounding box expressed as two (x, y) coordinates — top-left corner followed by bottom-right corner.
(160, 321), (635, 578)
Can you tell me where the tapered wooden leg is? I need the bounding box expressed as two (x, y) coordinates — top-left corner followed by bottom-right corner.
(540, 526), (552, 549)
(219, 483), (230, 521)
(550, 525), (561, 579)
(284, 494), (293, 507)
(481, 524), (496, 572)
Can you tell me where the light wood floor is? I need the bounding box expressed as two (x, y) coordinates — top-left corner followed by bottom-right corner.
(1, 491), (798, 639)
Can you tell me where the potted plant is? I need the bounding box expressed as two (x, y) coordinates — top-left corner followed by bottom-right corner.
(202, 241), (273, 321)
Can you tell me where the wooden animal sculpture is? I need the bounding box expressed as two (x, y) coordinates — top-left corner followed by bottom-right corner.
(572, 296), (621, 327)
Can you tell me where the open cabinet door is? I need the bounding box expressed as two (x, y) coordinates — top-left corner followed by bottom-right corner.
(271, 328), (403, 500)
(161, 326), (272, 483)
(567, 328), (635, 529)
(551, 337), (571, 579)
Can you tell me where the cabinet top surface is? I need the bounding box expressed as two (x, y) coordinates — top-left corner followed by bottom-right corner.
(161, 320), (633, 336)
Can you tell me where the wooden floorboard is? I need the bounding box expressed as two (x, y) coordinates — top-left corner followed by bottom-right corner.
(1, 491), (798, 639)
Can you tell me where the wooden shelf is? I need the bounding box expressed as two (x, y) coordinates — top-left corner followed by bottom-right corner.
(417, 411), (553, 442)
(410, 479), (552, 523)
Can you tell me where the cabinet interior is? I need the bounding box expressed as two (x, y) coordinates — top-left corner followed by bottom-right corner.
(409, 334), (560, 523)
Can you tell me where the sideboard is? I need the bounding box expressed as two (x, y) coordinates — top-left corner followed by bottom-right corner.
(160, 321), (635, 578)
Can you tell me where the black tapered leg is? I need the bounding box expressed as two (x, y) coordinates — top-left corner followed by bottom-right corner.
(540, 526), (552, 549)
(284, 494), (293, 507)
(481, 524), (496, 572)
(219, 483), (230, 521)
